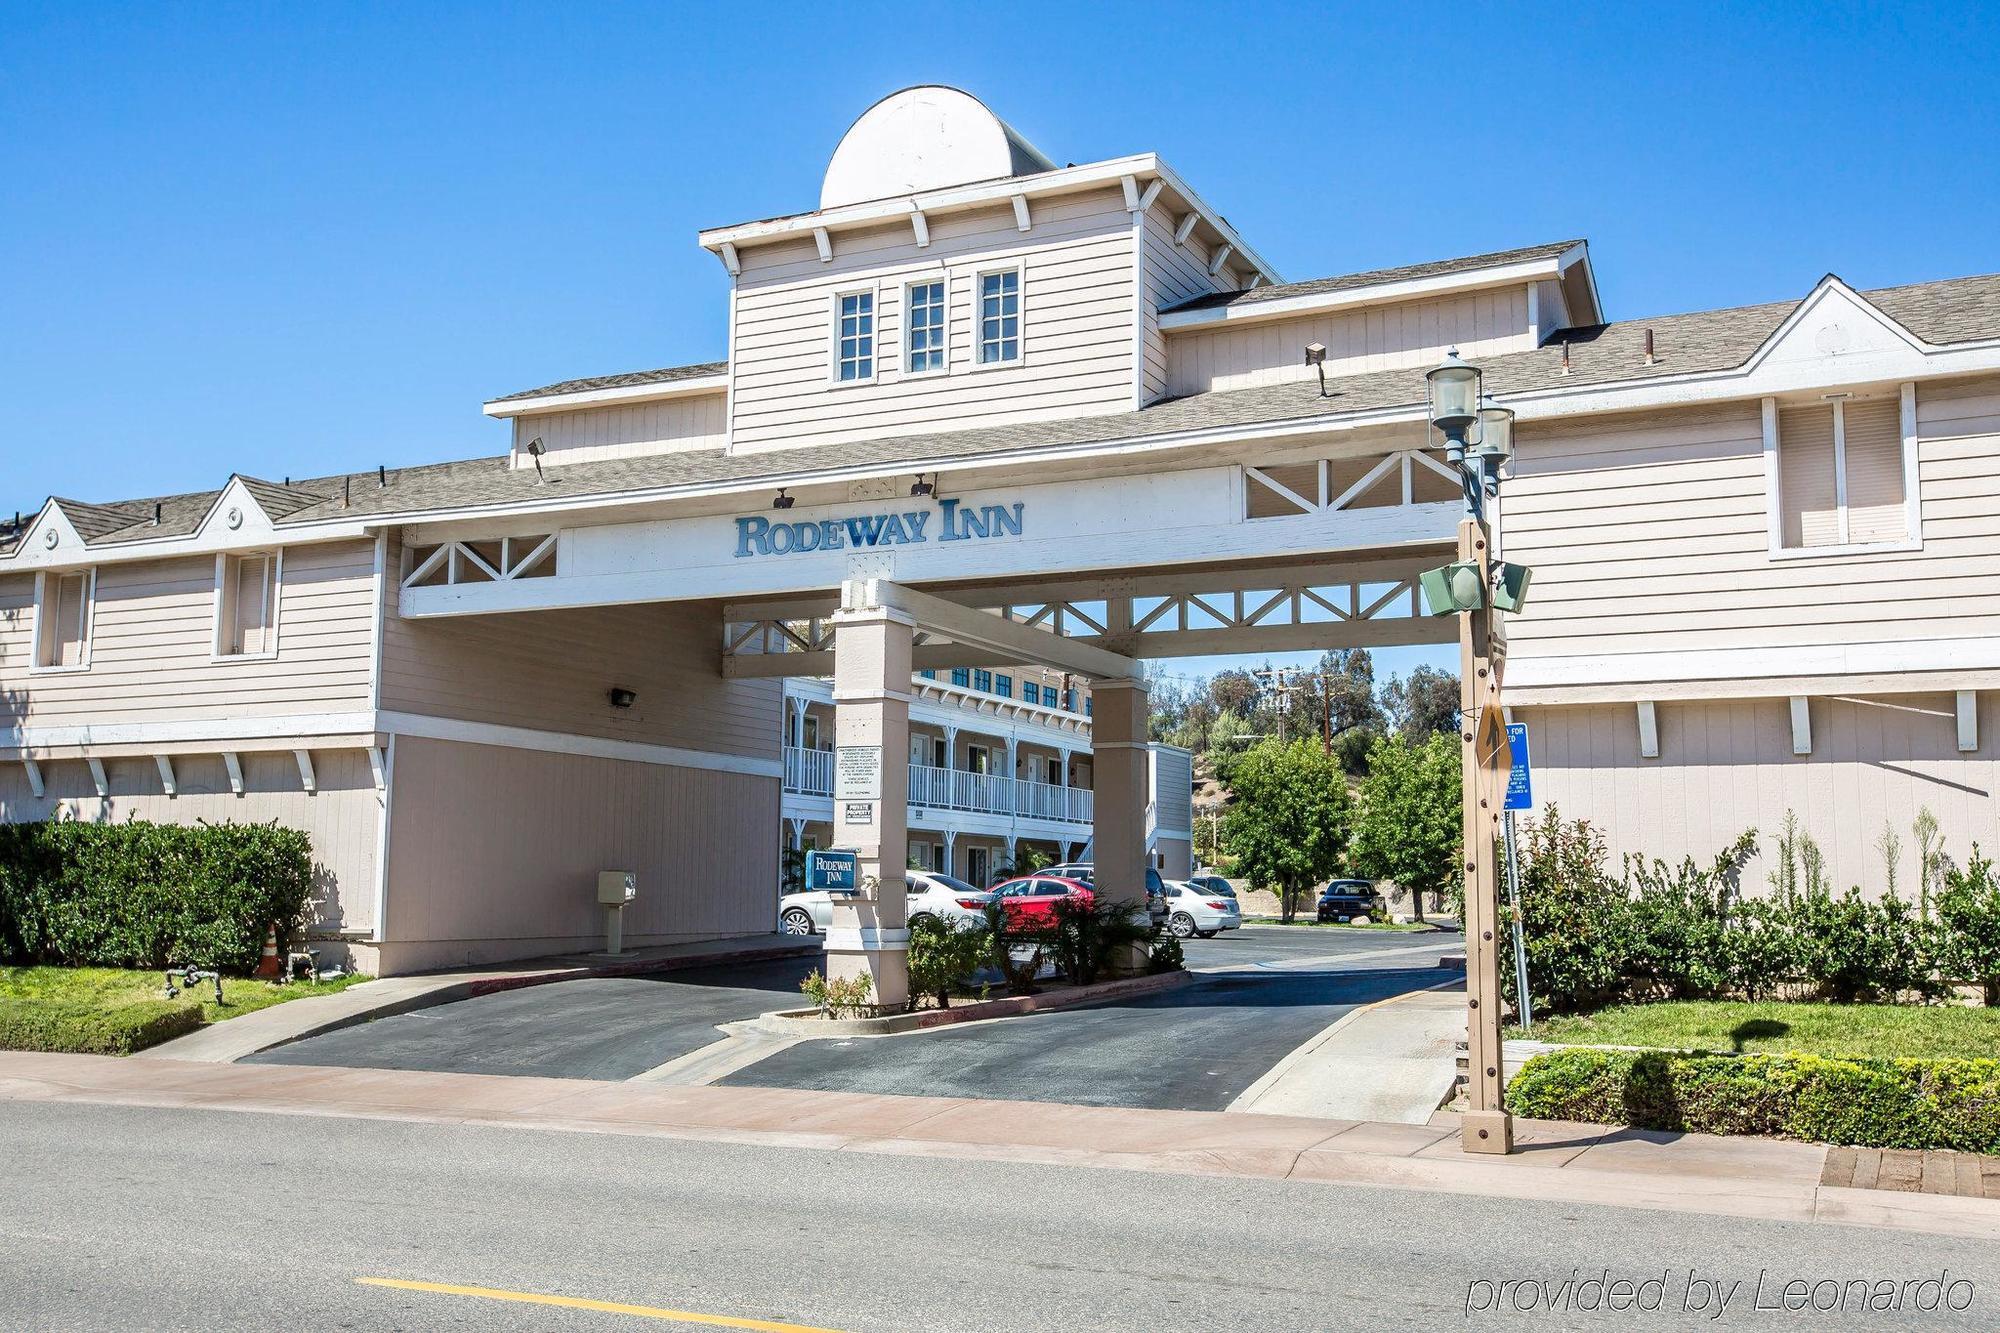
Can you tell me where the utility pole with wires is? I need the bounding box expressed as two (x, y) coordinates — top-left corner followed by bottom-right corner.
(1250, 665), (1310, 745)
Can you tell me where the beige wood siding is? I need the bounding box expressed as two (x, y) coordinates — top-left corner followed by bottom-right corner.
(378, 736), (776, 972)
(1520, 693), (1995, 899)
(1166, 284), (1539, 398)
(0, 748), (380, 935)
(728, 187), (1139, 452)
(1504, 377), (2000, 664)
(379, 554), (781, 761)
(509, 391), (725, 469)
(1139, 199), (1232, 404)
(0, 540), (376, 732)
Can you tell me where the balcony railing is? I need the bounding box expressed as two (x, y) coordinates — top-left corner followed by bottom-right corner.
(784, 747), (1092, 823)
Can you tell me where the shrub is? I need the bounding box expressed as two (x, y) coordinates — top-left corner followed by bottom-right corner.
(981, 900), (1046, 996)
(0, 997), (204, 1055)
(1148, 936), (1185, 975)
(798, 969), (873, 1018)
(0, 818), (314, 973)
(1047, 893), (1152, 985)
(1508, 810), (1633, 1014)
(1940, 849), (2000, 1005)
(1508, 1047), (2000, 1153)
(906, 915), (990, 1009)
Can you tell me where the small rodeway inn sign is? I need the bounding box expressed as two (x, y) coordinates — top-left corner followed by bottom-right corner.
(734, 498), (1024, 558)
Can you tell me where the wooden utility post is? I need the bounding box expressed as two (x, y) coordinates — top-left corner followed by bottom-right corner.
(1457, 515), (1515, 1154)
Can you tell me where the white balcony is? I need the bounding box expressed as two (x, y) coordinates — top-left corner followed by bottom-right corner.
(784, 746), (1092, 824)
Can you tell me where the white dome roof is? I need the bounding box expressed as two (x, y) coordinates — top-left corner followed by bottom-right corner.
(820, 86), (1055, 211)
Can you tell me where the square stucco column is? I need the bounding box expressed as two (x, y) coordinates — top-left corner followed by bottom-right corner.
(1089, 677), (1151, 975)
(828, 597), (913, 1012)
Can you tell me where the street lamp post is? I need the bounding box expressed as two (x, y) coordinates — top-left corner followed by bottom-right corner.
(1424, 349), (1517, 1156)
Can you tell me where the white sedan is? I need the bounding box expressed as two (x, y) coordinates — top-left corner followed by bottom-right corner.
(1162, 880), (1242, 939)
(779, 870), (993, 936)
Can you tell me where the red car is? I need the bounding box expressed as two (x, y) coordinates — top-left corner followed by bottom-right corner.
(986, 875), (1093, 926)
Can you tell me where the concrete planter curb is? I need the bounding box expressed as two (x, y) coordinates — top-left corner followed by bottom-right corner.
(756, 968), (1194, 1038)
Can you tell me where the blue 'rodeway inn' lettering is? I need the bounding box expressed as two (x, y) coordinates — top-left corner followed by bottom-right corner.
(734, 499), (1024, 558)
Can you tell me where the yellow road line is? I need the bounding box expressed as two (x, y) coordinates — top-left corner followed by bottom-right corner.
(355, 1277), (848, 1332)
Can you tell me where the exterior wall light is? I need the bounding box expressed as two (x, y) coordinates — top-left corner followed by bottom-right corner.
(772, 489), (795, 510)
(910, 474), (935, 498)
(607, 687), (637, 708)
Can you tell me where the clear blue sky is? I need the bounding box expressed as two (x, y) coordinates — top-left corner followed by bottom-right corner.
(5, 2), (1996, 681)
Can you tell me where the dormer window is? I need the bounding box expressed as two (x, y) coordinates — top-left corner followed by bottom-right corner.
(905, 280), (946, 374)
(833, 289), (875, 383)
(976, 268), (1021, 365)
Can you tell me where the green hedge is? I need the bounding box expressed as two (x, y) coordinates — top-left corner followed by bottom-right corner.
(0, 997), (204, 1054)
(1508, 1047), (2000, 1153)
(0, 818), (314, 973)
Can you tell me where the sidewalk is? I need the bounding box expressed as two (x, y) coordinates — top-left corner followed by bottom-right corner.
(2, 1051), (1992, 1240)
(1230, 982), (1463, 1123)
(147, 935), (816, 1063)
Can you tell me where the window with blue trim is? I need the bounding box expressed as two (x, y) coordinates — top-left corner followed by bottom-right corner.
(919, 670), (936, 680)
(950, 667), (970, 687)
(995, 674), (1013, 698)
(973, 669), (993, 693)
(1023, 682), (1041, 706)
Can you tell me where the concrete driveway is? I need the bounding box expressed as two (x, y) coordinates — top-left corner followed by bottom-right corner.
(246, 954), (819, 1081)
(245, 925), (1458, 1108)
(721, 926), (1460, 1111)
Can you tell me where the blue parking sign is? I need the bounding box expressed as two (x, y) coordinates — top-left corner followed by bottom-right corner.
(806, 848), (859, 894)
(1505, 723), (1532, 812)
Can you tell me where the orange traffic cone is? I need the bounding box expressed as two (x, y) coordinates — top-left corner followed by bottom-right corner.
(254, 926), (282, 979)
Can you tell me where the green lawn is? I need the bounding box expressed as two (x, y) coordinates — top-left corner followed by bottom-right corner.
(1513, 1000), (2000, 1062)
(1, 965), (368, 1023)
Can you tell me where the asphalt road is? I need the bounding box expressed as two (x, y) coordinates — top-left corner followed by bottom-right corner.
(247, 955), (820, 1080)
(243, 927), (1456, 1099)
(2, 1100), (1992, 1332)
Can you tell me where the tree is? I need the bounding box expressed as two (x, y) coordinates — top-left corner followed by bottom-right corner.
(1349, 732), (1462, 923)
(1382, 665), (1460, 740)
(1222, 739), (1354, 922)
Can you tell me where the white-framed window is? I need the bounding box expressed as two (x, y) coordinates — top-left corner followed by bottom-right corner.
(1766, 387), (1919, 556)
(975, 266), (1021, 366)
(904, 278), (947, 374)
(32, 568), (94, 671)
(213, 550), (281, 658)
(831, 288), (875, 384)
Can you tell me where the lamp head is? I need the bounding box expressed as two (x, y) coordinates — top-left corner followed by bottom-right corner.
(1425, 349), (1482, 435)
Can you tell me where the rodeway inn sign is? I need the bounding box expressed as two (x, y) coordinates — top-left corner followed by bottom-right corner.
(734, 498), (1025, 558)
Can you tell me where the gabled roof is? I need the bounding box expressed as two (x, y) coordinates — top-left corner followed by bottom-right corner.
(489, 360), (729, 406)
(1165, 239), (1587, 316)
(18, 270), (2000, 553)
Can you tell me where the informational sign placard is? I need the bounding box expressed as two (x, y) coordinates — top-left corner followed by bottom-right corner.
(1505, 723), (1532, 812)
(841, 801), (874, 826)
(805, 848), (859, 894)
(835, 746), (882, 800)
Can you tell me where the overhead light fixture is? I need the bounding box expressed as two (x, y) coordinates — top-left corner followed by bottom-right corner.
(1304, 343), (1328, 397)
(607, 687), (637, 709)
(772, 488), (795, 510)
(910, 474), (935, 498)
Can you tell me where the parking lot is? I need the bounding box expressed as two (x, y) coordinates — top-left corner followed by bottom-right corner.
(248, 926), (1460, 1108)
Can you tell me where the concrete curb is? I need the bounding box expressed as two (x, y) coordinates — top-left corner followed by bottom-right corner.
(755, 968), (1194, 1038)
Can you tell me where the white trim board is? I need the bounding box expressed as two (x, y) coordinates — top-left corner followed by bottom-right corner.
(375, 711), (783, 779)
(1508, 637), (2000, 690)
